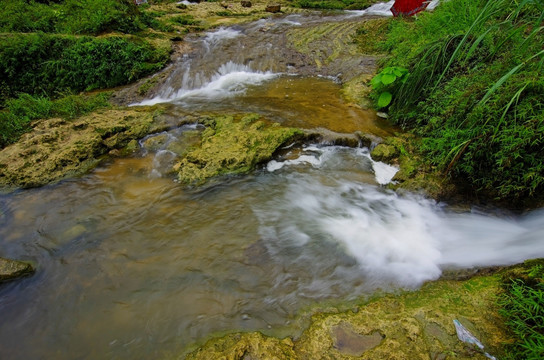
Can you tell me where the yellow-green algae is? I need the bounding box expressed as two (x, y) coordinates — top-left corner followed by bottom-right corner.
(0, 108), (158, 189)
(185, 273), (512, 359)
(175, 114), (302, 185)
(287, 21), (362, 69)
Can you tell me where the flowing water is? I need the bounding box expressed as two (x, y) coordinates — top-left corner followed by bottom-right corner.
(1, 3), (544, 359)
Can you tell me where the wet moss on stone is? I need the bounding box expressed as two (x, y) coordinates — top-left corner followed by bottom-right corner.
(0, 108), (158, 189)
(186, 272), (512, 359)
(175, 114), (303, 185)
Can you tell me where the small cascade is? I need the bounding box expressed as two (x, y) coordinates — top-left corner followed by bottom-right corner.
(139, 61), (278, 106)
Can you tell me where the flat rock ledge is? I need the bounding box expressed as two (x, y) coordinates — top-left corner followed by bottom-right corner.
(185, 273), (511, 359)
(0, 257), (35, 283)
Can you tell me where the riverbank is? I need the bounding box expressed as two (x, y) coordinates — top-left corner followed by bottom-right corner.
(361, 0), (544, 209)
(185, 267), (510, 359)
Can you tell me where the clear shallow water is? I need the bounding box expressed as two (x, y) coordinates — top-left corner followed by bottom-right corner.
(1, 144), (543, 359)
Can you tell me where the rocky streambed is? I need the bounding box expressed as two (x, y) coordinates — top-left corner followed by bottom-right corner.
(1, 3), (543, 360)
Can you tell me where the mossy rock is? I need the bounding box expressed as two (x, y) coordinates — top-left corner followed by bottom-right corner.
(186, 332), (296, 360)
(0, 257), (35, 283)
(0, 108), (156, 189)
(370, 143), (399, 163)
(184, 271), (513, 359)
(175, 114), (302, 185)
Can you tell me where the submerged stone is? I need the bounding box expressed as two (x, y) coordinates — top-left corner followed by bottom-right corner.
(331, 323), (383, 356)
(0, 257), (35, 283)
(175, 114), (302, 185)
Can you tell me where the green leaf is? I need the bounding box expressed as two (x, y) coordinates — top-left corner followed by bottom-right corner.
(371, 74), (382, 87)
(377, 91), (392, 108)
(393, 67), (406, 77)
(381, 74), (397, 85)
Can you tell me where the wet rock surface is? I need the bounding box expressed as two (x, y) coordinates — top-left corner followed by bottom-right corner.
(174, 114), (303, 184)
(331, 323), (383, 356)
(0, 257), (35, 283)
(186, 273), (511, 359)
(0, 109), (159, 189)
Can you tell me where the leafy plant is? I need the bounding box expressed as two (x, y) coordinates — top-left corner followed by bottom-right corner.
(370, 66), (409, 108)
(373, 0), (544, 205)
(0, 34), (170, 98)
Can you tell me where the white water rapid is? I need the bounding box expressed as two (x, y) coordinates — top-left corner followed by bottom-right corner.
(259, 145), (544, 289)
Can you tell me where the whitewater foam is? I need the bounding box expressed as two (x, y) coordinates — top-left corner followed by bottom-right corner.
(266, 145), (398, 185)
(258, 146), (544, 289)
(135, 62), (278, 106)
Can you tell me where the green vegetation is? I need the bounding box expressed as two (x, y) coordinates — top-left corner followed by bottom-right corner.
(0, 34), (169, 100)
(499, 260), (544, 359)
(169, 14), (200, 26)
(371, 66), (409, 108)
(0, 93), (111, 148)
(0, 0), (172, 148)
(0, 0), (147, 35)
(290, 0), (379, 10)
(372, 0), (544, 206)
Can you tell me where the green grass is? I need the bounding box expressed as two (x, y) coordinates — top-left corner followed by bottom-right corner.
(0, 93), (112, 148)
(372, 0), (544, 206)
(0, 0), (148, 35)
(289, 0), (380, 10)
(499, 261), (544, 359)
(0, 0), (173, 149)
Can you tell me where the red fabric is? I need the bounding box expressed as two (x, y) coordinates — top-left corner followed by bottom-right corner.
(391, 0), (429, 16)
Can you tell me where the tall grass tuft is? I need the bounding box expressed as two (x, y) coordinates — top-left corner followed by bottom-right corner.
(375, 0), (544, 206)
(499, 261), (544, 359)
(0, 93), (111, 148)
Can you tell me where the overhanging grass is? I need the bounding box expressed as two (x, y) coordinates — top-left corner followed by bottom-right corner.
(373, 0), (544, 206)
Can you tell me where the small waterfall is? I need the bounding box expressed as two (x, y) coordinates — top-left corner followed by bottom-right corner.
(139, 61), (278, 106)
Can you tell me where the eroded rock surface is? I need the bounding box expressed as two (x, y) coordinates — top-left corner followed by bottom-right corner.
(0, 109), (157, 189)
(174, 114), (303, 184)
(185, 274), (511, 359)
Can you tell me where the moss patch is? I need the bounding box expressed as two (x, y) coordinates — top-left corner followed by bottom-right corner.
(0, 108), (157, 189)
(186, 273), (511, 359)
(175, 114), (302, 185)
(185, 332), (297, 360)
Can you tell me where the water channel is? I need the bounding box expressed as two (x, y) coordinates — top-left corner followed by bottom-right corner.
(1, 3), (544, 359)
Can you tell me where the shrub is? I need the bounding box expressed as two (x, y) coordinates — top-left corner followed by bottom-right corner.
(0, 34), (170, 99)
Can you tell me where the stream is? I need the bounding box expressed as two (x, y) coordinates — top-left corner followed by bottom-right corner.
(1, 3), (544, 359)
